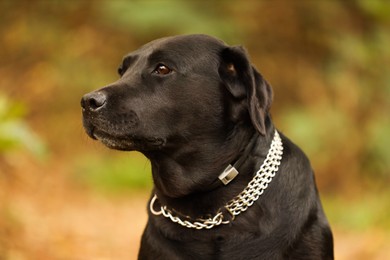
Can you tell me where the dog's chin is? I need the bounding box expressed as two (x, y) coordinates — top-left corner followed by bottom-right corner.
(96, 134), (134, 151)
(93, 131), (166, 152)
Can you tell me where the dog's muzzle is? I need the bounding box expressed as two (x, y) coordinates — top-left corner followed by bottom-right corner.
(81, 91), (165, 151)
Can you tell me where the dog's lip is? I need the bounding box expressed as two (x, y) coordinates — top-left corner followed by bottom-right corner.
(92, 129), (166, 150)
(92, 130), (118, 142)
(90, 129), (98, 140)
(83, 125), (98, 140)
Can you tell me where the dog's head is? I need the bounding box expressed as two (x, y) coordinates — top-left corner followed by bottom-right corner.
(81, 34), (273, 152)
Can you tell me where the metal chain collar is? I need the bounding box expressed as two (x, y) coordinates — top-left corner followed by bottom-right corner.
(149, 130), (283, 230)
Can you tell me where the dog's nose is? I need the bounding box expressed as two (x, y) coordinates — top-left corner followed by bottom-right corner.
(81, 91), (107, 111)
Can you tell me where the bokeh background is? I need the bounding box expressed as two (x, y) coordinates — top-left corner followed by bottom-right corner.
(1, 0), (389, 259)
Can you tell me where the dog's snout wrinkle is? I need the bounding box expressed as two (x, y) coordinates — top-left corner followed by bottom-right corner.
(81, 92), (107, 112)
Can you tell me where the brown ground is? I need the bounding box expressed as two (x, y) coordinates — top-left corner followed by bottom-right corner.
(1, 161), (389, 260)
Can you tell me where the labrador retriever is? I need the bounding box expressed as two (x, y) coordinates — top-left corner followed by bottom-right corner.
(81, 34), (333, 259)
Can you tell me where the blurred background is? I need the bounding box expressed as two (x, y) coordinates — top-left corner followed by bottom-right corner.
(0, 0), (389, 259)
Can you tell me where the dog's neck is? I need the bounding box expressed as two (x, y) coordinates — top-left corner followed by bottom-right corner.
(149, 129), (283, 229)
(144, 121), (275, 216)
(206, 132), (259, 189)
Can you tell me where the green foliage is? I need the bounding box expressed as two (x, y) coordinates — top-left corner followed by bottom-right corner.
(365, 117), (390, 177)
(323, 191), (390, 231)
(279, 105), (351, 168)
(358, 0), (390, 22)
(74, 152), (152, 193)
(99, 0), (239, 41)
(0, 94), (46, 158)
(324, 9), (390, 179)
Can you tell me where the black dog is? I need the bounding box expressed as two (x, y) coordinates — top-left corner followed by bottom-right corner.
(81, 34), (333, 259)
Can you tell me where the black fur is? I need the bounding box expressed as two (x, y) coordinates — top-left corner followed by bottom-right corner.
(81, 34), (334, 259)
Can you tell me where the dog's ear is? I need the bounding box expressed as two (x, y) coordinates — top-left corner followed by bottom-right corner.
(219, 46), (273, 135)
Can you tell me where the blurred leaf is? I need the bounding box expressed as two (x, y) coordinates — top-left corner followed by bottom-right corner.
(74, 152), (152, 193)
(99, 0), (238, 40)
(323, 191), (390, 231)
(0, 94), (46, 158)
(358, 0), (390, 22)
(280, 105), (349, 155)
(365, 115), (390, 177)
(0, 97), (25, 120)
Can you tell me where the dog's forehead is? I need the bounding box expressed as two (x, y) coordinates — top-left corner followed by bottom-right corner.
(148, 34), (225, 50)
(124, 34), (226, 61)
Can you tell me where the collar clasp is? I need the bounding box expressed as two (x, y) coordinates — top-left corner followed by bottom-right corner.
(218, 164), (239, 185)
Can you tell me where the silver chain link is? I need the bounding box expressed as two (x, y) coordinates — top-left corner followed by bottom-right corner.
(150, 130), (283, 229)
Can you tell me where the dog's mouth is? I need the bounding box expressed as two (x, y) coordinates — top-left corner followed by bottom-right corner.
(87, 125), (166, 151)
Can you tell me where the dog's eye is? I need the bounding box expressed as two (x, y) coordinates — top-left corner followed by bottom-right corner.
(153, 64), (172, 75)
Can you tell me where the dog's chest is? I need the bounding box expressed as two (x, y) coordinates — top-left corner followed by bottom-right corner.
(154, 226), (260, 258)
